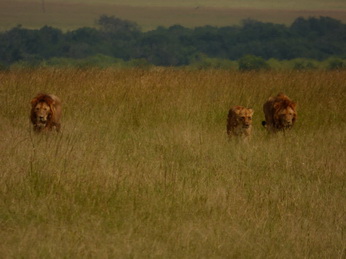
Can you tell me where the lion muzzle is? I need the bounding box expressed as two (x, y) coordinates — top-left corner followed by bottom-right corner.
(38, 116), (47, 122)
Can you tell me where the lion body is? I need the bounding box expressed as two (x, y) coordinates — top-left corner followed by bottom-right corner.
(30, 93), (62, 133)
(262, 93), (297, 133)
(227, 106), (254, 138)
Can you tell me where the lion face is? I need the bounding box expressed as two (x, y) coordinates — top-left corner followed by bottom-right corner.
(33, 101), (52, 127)
(227, 106), (254, 138)
(277, 106), (295, 128)
(236, 108), (254, 129)
(30, 93), (62, 133)
(263, 93), (297, 133)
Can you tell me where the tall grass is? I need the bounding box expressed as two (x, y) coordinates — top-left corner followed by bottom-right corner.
(0, 68), (345, 258)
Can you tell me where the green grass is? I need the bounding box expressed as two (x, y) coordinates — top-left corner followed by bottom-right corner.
(0, 68), (345, 258)
(1, 1), (346, 31)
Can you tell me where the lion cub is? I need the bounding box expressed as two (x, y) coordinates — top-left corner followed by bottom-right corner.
(227, 106), (254, 139)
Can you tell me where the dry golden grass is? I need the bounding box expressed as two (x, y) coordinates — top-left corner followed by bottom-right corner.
(0, 68), (345, 258)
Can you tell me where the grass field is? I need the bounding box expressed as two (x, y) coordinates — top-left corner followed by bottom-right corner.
(0, 68), (345, 258)
(1, 0), (346, 31)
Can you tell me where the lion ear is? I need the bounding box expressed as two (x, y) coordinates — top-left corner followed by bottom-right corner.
(31, 98), (38, 107)
(291, 102), (297, 109)
(249, 108), (254, 115)
(232, 106), (242, 114)
(274, 102), (280, 110)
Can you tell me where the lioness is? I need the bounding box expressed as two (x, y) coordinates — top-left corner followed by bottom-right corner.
(262, 93), (297, 133)
(30, 93), (62, 133)
(227, 106), (254, 138)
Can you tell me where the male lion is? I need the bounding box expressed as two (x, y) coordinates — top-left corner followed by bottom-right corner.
(30, 93), (62, 133)
(227, 106), (254, 138)
(262, 93), (297, 133)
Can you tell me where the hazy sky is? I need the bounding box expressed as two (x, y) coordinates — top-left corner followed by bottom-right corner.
(31, 0), (346, 9)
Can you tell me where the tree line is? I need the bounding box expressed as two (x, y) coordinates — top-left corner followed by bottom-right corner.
(0, 15), (345, 68)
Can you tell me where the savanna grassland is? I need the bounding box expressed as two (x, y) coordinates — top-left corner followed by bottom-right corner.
(0, 68), (345, 258)
(1, 0), (346, 31)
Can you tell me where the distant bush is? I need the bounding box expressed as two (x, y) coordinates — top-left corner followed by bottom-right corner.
(31, 55), (152, 69)
(44, 57), (77, 67)
(189, 55), (237, 70)
(238, 55), (270, 71)
(0, 61), (8, 70)
(125, 58), (153, 69)
(291, 58), (318, 70)
(327, 57), (345, 70)
(6, 54), (346, 71)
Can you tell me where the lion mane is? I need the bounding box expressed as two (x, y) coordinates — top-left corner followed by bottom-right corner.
(227, 105), (254, 139)
(30, 93), (62, 133)
(262, 93), (297, 133)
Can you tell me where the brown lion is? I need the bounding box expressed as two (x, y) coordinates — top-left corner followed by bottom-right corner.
(30, 93), (62, 133)
(262, 93), (297, 133)
(227, 106), (254, 138)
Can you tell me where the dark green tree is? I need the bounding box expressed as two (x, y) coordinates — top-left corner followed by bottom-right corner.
(97, 15), (140, 36)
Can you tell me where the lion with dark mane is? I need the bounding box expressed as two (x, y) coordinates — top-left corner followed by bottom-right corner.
(262, 93), (297, 133)
(30, 93), (62, 133)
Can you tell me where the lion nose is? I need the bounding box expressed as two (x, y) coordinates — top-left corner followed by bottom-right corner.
(285, 121), (293, 127)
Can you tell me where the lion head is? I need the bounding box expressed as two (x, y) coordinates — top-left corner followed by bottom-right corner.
(227, 106), (254, 138)
(30, 93), (62, 132)
(263, 93), (297, 133)
(274, 100), (297, 129)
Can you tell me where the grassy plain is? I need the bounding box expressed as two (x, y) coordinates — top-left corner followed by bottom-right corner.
(1, 0), (346, 31)
(0, 68), (345, 258)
